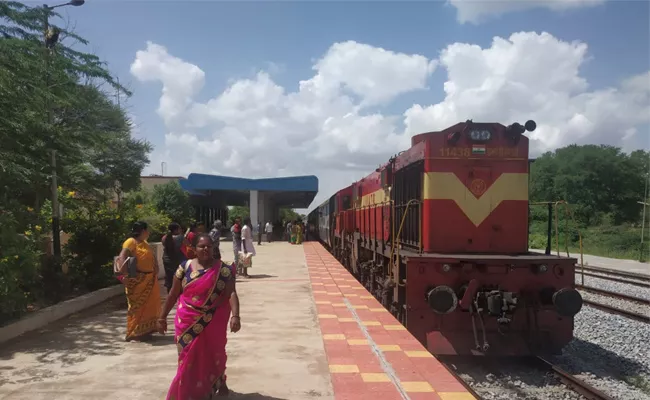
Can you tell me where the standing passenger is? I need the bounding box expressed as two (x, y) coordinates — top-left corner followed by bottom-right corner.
(296, 222), (303, 245)
(265, 221), (273, 243)
(209, 220), (222, 258)
(240, 217), (256, 278)
(231, 217), (242, 274)
(286, 221), (293, 243)
(162, 222), (184, 294)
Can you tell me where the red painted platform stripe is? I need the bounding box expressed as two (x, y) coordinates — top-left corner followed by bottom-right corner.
(305, 242), (476, 400)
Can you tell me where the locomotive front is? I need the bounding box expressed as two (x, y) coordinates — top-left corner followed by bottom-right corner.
(402, 120), (583, 356)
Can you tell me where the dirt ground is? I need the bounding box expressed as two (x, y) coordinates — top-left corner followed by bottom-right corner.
(0, 242), (333, 400)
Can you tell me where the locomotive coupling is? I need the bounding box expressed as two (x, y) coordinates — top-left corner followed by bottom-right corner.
(552, 287), (583, 317)
(426, 286), (459, 314)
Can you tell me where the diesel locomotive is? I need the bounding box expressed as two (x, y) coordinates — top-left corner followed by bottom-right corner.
(307, 120), (584, 356)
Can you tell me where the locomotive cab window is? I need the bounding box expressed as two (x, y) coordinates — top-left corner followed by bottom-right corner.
(342, 195), (351, 210)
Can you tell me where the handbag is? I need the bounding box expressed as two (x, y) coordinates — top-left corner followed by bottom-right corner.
(113, 255), (138, 278)
(237, 251), (252, 268)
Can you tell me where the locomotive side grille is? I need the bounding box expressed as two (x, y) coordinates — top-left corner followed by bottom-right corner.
(392, 160), (423, 249)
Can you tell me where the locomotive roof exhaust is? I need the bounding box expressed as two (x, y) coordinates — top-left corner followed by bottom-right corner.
(506, 120), (537, 136)
(505, 119), (536, 144)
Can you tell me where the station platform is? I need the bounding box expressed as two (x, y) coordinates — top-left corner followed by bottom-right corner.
(529, 248), (649, 276)
(305, 242), (475, 400)
(0, 242), (474, 400)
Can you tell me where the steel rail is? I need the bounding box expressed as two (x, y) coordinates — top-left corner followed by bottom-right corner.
(575, 271), (650, 288)
(583, 299), (650, 323)
(536, 357), (615, 400)
(579, 266), (650, 282)
(576, 285), (650, 304)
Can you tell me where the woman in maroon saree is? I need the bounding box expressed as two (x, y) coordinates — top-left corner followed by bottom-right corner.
(158, 233), (241, 399)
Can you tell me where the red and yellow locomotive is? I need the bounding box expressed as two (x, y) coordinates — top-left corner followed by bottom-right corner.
(308, 120), (583, 356)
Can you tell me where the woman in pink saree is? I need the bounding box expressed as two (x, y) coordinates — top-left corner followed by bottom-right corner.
(158, 233), (241, 399)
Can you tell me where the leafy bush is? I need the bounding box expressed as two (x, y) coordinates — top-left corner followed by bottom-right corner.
(122, 190), (171, 242)
(0, 211), (43, 324)
(151, 181), (192, 226)
(61, 203), (129, 291)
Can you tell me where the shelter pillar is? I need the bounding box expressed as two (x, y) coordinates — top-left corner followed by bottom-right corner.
(249, 190), (259, 226)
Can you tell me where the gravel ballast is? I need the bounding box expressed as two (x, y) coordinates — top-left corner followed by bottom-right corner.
(575, 272), (650, 301)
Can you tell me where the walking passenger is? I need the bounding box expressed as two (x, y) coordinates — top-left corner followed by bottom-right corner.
(161, 222), (185, 293)
(159, 233), (241, 399)
(116, 221), (162, 342)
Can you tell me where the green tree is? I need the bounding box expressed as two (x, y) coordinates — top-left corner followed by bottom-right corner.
(279, 208), (302, 223)
(228, 206), (249, 224)
(0, 1), (151, 210)
(0, 1), (153, 318)
(151, 181), (192, 225)
(530, 145), (648, 225)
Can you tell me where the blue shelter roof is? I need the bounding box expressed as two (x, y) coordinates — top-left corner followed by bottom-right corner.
(179, 173), (319, 208)
(180, 174), (318, 192)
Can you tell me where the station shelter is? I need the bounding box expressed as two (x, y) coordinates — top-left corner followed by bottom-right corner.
(178, 173), (318, 228)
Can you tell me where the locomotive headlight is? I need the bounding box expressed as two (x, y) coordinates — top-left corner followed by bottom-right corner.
(469, 129), (491, 141)
(442, 264), (451, 272)
(538, 264), (548, 273)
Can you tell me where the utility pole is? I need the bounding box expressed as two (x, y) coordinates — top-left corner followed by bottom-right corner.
(640, 159), (650, 262)
(116, 76), (121, 109)
(43, 0), (85, 261)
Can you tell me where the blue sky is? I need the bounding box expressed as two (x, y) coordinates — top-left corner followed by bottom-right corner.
(35, 0), (650, 207)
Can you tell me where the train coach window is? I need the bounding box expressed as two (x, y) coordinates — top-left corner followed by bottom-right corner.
(342, 196), (351, 210)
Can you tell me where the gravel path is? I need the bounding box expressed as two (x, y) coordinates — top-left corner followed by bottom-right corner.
(551, 307), (650, 400)
(580, 290), (650, 316)
(443, 305), (650, 400)
(576, 273), (650, 301)
(450, 358), (583, 400)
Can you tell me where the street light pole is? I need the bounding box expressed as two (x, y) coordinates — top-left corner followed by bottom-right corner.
(42, 0), (85, 261)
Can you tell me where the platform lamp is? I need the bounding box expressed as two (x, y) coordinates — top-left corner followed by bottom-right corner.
(43, 0), (85, 262)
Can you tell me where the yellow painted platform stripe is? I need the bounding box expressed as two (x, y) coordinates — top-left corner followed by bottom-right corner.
(423, 172), (528, 227)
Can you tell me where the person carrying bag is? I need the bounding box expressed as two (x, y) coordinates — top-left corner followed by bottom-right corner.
(238, 217), (256, 278)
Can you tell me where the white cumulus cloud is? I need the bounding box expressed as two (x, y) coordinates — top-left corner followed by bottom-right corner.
(449, 0), (605, 24)
(131, 32), (649, 209)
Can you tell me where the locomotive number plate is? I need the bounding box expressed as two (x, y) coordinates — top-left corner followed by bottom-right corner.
(438, 147), (519, 158)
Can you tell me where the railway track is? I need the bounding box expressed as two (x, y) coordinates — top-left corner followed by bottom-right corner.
(576, 265), (650, 285)
(581, 298), (650, 323)
(440, 356), (615, 400)
(576, 284), (649, 304)
(575, 273), (650, 323)
(535, 357), (615, 400)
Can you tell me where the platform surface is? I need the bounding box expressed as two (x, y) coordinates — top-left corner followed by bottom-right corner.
(0, 242), (332, 399)
(305, 242), (475, 400)
(0, 241), (474, 399)
(529, 248), (650, 276)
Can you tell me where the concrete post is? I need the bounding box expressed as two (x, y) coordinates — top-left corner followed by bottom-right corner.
(249, 190), (259, 226)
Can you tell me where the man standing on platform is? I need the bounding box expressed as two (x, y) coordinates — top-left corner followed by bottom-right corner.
(265, 221), (273, 243)
(256, 221), (262, 246)
(209, 220), (222, 257)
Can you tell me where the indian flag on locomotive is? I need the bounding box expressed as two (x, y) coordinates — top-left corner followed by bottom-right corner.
(472, 144), (486, 155)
